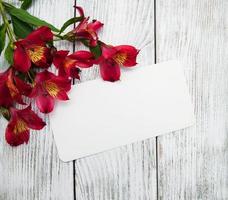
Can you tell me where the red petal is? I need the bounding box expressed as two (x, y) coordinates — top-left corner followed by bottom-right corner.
(74, 18), (89, 32)
(29, 84), (42, 98)
(58, 67), (68, 78)
(69, 50), (93, 60)
(35, 70), (55, 83)
(100, 59), (120, 82)
(69, 67), (81, 79)
(88, 20), (104, 31)
(6, 69), (26, 105)
(26, 26), (53, 44)
(5, 108), (30, 146)
(101, 45), (117, 59)
(51, 77), (71, 92)
(5, 125), (29, 146)
(74, 31), (93, 40)
(75, 6), (85, 17)
(14, 76), (32, 96)
(0, 84), (13, 107)
(68, 51), (94, 68)
(18, 105), (46, 130)
(13, 46), (31, 72)
(56, 91), (69, 101)
(36, 94), (55, 114)
(0, 71), (13, 107)
(115, 45), (139, 67)
(53, 50), (69, 68)
(27, 45), (52, 68)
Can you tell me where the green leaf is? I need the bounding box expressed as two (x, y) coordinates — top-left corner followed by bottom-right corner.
(6, 6), (59, 32)
(0, 106), (10, 121)
(11, 15), (33, 38)
(0, 24), (6, 55)
(90, 44), (102, 59)
(59, 16), (82, 34)
(5, 43), (14, 65)
(20, 0), (32, 10)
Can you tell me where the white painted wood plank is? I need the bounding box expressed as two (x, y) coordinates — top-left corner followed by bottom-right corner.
(156, 0), (228, 199)
(75, 140), (157, 200)
(0, 1), (75, 199)
(75, 0), (157, 199)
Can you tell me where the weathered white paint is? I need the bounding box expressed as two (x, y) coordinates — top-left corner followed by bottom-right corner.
(156, 0), (228, 199)
(0, 1), (75, 199)
(0, 0), (227, 199)
(75, 0), (157, 199)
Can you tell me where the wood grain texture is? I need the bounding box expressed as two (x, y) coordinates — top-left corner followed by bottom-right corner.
(0, 1), (75, 199)
(1, 0), (227, 199)
(156, 0), (228, 199)
(75, 0), (157, 199)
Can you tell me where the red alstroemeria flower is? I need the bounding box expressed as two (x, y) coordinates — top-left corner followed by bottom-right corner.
(13, 26), (53, 72)
(30, 70), (71, 114)
(68, 6), (103, 47)
(99, 44), (139, 82)
(5, 105), (46, 146)
(53, 50), (94, 79)
(0, 69), (32, 107)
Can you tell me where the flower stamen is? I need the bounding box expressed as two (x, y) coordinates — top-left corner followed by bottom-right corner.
(27, 46), (45, 63)
(44, 81), (59, 97)
(13, 119), (28, 134)
(113, 53), (127, 65)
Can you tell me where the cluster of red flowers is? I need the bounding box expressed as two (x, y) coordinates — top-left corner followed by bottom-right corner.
(0, 6), (139, 146)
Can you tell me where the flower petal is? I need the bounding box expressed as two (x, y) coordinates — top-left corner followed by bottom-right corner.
(100, 59), (120, 82)
(14, 76), (32, 96)
(0, 83), (13, 107)
(13, 45), (31, 72)
(68, 51), (94, 68)
(115, 45), (139, 67)
(75, 6), (85, 17)
(69, 67), (81, 79)
(35, 70), (55, 83)
(88, 20), (104, 31)
(36, 94), (55, 114)
(101, 45), (117, 59)
(69, 50), (93, 60)
(5, 108), (30, 146)
(27, 45), (52, 68)
(19, 105), (46, 130)
(51, 77), (72, 92)
(26, 26), (53, 44)
(56, 91), (69, 101)
(53, 50), (69, 68)
(6, 69), (25, 105)
(5, 124), (29, 146)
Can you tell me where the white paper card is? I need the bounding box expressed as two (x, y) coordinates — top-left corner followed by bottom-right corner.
(50, 61), (195, 162)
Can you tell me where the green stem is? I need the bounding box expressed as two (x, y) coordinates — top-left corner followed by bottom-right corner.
(27, 71), (34, 83)
(0, 0), (15, 43)
(54, 34), (64, 39)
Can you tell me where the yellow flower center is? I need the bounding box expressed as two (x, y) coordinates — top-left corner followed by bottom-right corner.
(113, 53), (127, 65)
(27, 46), (46, 63)
(6, 77), (19, 98)
(13, 119), (28, 134)
(44, 81), (59, 97)
(64, 58), (76, 69)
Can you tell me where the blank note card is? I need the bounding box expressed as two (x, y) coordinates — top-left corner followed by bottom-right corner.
(50, 61), (195, 162)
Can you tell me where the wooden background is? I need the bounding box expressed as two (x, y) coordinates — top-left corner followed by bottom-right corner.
(0, 0), (227, 199)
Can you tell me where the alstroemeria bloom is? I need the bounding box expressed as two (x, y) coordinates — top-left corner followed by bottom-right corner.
(13, 26), (53, 72)
(30, 70), (71, 113)
(53, 50), (94, 79)
(99, 44), (139, 82)
(5, 105), (46, 146)
(67, 6), (103, 47)
(0, 69), (31, 107)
